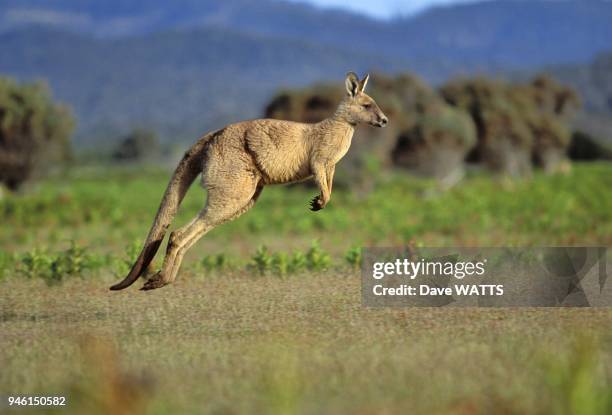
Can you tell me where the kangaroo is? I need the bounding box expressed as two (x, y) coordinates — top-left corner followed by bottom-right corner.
(110, 72), (388, 291)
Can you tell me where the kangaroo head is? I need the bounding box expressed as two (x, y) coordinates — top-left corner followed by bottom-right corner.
(337, 72), (388, 128)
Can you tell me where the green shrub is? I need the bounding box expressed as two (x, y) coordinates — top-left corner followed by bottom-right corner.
(19, 252), (54, 283)
(200, 253), (233, 274)
(305, 241), (331, 272)
(288, 251), (307, 274)
(272, 252), (290, 277)
(344, 247), (362, 269)
(249, 246), (274, 276)
(17, 241), (99, 286)
(271, 250), (309, 277)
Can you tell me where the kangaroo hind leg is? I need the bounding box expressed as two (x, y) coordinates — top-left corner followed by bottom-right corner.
(141, 178), (263, 291)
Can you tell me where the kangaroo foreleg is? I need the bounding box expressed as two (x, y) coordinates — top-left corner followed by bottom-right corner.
(326, 165), (335, 194)
(310, 163), (331, 211)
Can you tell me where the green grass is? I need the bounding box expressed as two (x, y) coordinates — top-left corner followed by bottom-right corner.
(1, 163), (611, 414)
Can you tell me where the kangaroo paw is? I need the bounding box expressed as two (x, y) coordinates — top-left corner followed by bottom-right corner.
(140, 272), (168, 291)
(309, 196), (324, 211)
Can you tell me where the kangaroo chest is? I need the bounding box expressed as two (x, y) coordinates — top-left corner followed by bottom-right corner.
(328, 126), (355, 164)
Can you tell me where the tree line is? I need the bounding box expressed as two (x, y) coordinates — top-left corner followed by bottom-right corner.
(1, 72), (609, 191)
(265, 72), (609, 187)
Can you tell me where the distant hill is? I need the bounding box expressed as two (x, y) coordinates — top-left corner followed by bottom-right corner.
(2, 0), (611, 68)
(0, 27), (409, 144)
(1, 0), (611, 144)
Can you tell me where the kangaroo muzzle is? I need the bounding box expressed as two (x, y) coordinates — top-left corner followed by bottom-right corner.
(374, 115), (388, 128)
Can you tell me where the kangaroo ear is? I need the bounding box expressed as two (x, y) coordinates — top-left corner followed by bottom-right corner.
(359, 73), (370, 92)
(345, 72), (360, 97)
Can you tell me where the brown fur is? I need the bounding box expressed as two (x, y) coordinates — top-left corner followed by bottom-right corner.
(110, 72), (387, 291)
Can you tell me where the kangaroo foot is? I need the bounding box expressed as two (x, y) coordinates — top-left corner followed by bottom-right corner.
(309, 196), (324, 211)
(140, 272), (169, 291)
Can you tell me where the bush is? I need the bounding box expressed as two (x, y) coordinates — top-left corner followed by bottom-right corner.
(392, 105), (476, 185)
(305, 241), (331, 271)
(569, 131), (612, 161)
(112, 128), (160, 162)
(441, 75), (579, 176)
(200, 253), (233, 274)
(344, 247), (362, 269)
(248, 246), (274, 276)
(440, 78), (533, 176)
(0, 77), (74, 190)
(265, 85), (343, 124)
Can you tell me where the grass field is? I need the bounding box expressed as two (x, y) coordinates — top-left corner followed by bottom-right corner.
(1, 163), (611, 414)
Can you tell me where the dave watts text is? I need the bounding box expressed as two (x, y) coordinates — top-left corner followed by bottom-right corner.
(372, 284), (504, 296)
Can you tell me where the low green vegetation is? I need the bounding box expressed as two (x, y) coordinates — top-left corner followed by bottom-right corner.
(16, 241), (101, 286)
(0, 162), (609, 286)
(2, 240), (352, 286)
(1, 163), (610, 256)
(247, 241), (332, 277)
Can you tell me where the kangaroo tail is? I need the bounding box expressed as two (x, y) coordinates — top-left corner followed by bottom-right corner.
(109, 130), (220, 291)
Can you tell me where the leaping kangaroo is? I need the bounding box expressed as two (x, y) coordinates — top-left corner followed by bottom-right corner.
(110, 72), (388, 291)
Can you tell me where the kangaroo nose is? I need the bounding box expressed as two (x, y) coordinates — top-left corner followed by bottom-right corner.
(380, 116), (388, 127)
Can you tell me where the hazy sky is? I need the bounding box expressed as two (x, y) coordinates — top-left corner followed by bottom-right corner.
(287, 0), (486, 19)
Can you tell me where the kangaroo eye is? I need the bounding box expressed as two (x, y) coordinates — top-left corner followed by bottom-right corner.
(362, 104), (372, 109)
